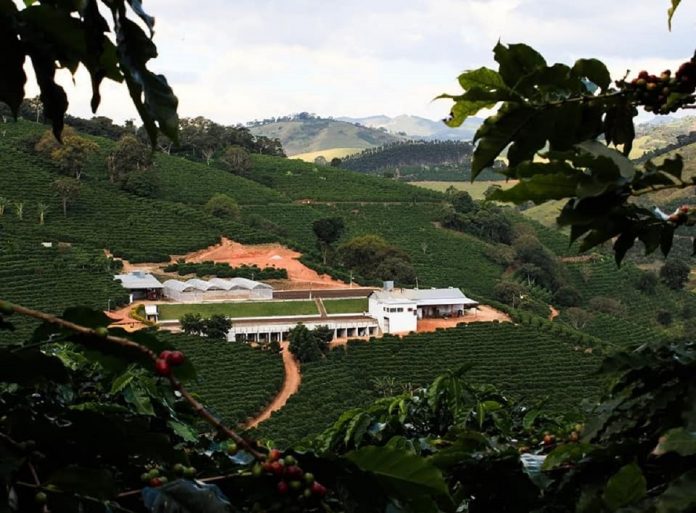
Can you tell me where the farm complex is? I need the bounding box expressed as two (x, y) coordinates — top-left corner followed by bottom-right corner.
(113, 260), (486, 341)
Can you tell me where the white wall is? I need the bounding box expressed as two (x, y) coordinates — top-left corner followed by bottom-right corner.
(369, 298), (417, 334)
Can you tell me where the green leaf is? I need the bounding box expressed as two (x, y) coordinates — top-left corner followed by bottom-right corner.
(613, 232), (636, 266)
(115, 15), (179, 146)
(344, 412), (373, 448)
(346, 446), (450, 498)
(493, 42), (547, 90)
(167, 420), (198, 443)
(0, 3), (26, 118)
(653, 428), (696, 457)
(472, 105), (535, 178)
(458, 67), (506, 92)
(602, 463), (646, 511)
(26, 46), (68, 140)
(110, 370), (135, 395)
(542, 443), (596, 470)
(668, 0), (682, 29)
(123, 382), (155, 416)
(445, 96), (497, 128)
(490, 172), (579, 204)
(576, 140), (635, 180)
(656, 469), (696, 513)
(48, 466), (117, 500)
(572, 58), (611, 91)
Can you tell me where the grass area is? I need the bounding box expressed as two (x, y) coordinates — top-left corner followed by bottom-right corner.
(410, 180), (515, 200)
(323, 298), (369, 314)
(291, 148), (364, 162)
(158, 300), (318, 320)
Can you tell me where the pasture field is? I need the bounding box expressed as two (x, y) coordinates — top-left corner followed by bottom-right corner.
(410, 180), (516, 200)
(158, 300), (319, 320)
(322, 298), (368, 314)
(291, 148), (364, 162)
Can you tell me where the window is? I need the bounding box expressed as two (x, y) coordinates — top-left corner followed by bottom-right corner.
(397, 308), (403, 312)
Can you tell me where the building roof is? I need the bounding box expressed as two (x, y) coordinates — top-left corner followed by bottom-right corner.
(371, 287), (478, 307)
(115, 271), (163, 290)
(163, 277), (273, 293)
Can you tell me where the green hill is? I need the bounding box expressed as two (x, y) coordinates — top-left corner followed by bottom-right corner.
(2, 118), (693, 446)
(248, 116), (404, 156)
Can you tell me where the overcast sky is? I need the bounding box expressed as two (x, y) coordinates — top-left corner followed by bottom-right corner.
(31, 0), (696, 125)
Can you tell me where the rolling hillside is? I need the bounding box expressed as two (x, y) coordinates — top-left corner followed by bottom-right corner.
(2, 118), (694, 447)
(247, 117), (404, 156)
(338, 114), (483, 141)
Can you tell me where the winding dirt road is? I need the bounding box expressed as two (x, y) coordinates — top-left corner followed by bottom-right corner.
(245, 342), (301, 429)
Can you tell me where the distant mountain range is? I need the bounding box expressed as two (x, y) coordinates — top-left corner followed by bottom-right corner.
(247, 114), (481, 159)
(338, 114), (482, 141)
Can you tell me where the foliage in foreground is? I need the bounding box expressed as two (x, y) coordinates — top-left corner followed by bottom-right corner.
(0, 303), (694, 513)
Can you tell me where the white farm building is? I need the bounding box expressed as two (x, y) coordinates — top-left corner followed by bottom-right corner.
(368, 286), (479, 334)
(115, 271), (164, 303)
(162, 277), (273, 302)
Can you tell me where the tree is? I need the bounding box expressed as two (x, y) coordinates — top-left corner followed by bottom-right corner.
(204, 314), (233, 340)
(0, 197), (7, 216)
(288, 323), (323, 363)
(564, 307), (594, 330)
(35, 128), (99, 180)
(314, 156), (328, 166)
(219, 145), (252, 175)
(338, 234), (415, 284)
(330, 157), (342, 167)
(180, 313), (205, 336)
(493, 280), (526, 306)
(312, 217), (345, 264)
(52, 177), (81, 217)
(313, 325), (334, 348)
(552, 286), (582, 307)
(107, 134), (152, 184)
(451, 191), (475, 214)
(121, 169), (160, 198)
(37, 202), (48, 225)
(660, 259), (691, 290)
(205, 194), (240, 219)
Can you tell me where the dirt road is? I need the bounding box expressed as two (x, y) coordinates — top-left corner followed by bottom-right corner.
(245, 342), (301, 429)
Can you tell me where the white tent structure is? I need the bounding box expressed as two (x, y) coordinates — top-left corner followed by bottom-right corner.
(162, 278), (273, 302)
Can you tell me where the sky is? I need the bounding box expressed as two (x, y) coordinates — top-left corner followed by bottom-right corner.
(27, 0), (696, 125)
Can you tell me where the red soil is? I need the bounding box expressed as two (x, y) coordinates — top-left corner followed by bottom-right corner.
(181, 238), (347, 290)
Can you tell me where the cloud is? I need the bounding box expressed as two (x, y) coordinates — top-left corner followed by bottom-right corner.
(21, 0), (696, 125)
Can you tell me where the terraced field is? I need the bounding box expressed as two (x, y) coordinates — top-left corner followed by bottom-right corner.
(253, 322), (602, 446)
(164, 333), (284, 426)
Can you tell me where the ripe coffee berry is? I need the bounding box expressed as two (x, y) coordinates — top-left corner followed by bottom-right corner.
(154, 358), (171, 377)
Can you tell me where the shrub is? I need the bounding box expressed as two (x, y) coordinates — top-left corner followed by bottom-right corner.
(588, 296), (625, 316)
(205, 193), (240, 219)
(656, 309), (673, 326)
(660, 259), (691, 290)
(635, 271), (658, 294)
(553, 286), (582, 307)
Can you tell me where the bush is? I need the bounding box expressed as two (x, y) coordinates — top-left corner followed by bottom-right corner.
(656, 309), (673, 326)
(588, 296), (625, 316)
(205, 193), (240, 219)
(493, 280), (527, 306)
(121, 169), (160, 198)
(660, 259), (691, 290)
(635, 271), (658, 294)
(552, 286), (582, 307)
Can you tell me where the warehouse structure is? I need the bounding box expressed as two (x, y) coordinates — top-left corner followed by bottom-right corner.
(161, 277), (273, 302)
(115, 271), (163, 303)
(368, 285), (479, 334)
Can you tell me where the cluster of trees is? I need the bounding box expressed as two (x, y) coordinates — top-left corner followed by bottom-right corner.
(287, 323), (333, 363)
(107, 134), (159, 198)
(337, 234), (416, 285)
(179, 313), (233, 340)
(204, 194), (240, 219)
(340, 140), (473, 173)
(441, 190), (514, 245)
(156, 116), (284, 164)
(0, 197), (50, 224)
